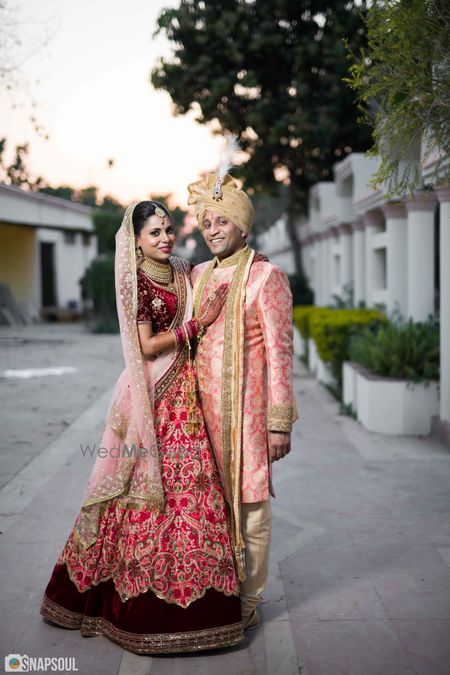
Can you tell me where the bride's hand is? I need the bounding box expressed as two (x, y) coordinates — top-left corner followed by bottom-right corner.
(199, 284), (229, 328)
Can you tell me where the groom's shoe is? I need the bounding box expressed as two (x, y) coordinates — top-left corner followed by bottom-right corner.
(242, 609), (260, 631)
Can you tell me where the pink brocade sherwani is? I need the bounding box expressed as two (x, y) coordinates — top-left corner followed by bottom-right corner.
(192, 259), (295, 504)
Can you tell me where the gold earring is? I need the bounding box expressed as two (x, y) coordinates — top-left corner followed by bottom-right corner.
(135, 245), (143, 257)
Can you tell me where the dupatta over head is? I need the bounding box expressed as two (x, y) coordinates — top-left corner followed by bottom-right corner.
(73, 203), (191, 549)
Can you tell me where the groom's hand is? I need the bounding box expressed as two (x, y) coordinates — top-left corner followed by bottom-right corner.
(268, 431), (291, 462)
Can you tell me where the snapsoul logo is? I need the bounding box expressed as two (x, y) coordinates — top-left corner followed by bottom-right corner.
(5, 654), (78, 672)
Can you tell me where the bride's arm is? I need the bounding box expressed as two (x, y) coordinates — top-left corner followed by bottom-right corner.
(137, 323), (177, 360)
(137, 283), (228, 360)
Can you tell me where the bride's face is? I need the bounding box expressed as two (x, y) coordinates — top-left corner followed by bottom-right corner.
(136, 215), (175, 263)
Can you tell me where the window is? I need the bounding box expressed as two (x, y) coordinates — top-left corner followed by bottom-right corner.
(64, 231), (76, 244)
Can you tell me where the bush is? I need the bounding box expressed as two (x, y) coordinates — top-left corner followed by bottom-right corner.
(85, 254), (119, 333)
(348, 316), (439, 382)
(293, 306), (331, 364)
(293, 306), (386, 390)
(293, 305), (320, 340)
(310, 307), (387, 392)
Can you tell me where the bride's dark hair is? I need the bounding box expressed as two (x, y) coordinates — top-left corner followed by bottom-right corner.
(132, 201), (171, 235)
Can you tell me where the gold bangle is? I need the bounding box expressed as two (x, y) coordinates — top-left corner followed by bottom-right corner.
(197, 319), (205, 341)
(171, 328), (178, 349)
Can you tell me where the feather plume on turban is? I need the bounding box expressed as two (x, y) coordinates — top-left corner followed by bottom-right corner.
(186, 134), (255, 234)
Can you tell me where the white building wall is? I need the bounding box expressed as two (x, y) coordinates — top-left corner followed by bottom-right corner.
(36, 228), (97, 309)
(0, 183), (96, 319)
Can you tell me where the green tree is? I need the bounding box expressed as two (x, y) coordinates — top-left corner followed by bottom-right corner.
(92, 196), (124, 254)
(151, 0), (372, 275)
(39, 185), (77, 201)
(345, 0), (450, 195)
(0, 138), (44, 189)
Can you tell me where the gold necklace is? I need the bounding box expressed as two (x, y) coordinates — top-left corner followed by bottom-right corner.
(141, 257), (174, 286)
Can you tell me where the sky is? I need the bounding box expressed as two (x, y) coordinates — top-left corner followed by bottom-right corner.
(1, 0), (224, 208)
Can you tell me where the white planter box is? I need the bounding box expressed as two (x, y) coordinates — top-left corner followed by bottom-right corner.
(308, 338), (336, 386)
(317, 357), (335, 387)
(293, 326), (305, 358)
(343, 361), (358, 411)
(354, 366), (439, 435)
(308, 338), (318, 374)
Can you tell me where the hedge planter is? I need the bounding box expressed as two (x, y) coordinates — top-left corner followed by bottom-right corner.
(309, 339), (335, 386)
(308, 338), (318, 374)
(343, 361), (439, 435)
(343, 361), (359, 412)
(293, 325), (305, 358)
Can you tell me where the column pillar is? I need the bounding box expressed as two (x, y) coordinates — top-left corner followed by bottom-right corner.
(339, 223), (353, 290)
(314, 233), (323, 305)
(381, 201), (408, 318)
(362, 210), (384, 308)
(351, 218), (365, 306)
(436, 186), (450, 435)
(320, 232), (330, 305)
(405, 191), (437, 321)
(307, 234), (315, 285)
(324, 231), (333, 305)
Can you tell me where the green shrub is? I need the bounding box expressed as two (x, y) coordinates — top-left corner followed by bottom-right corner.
(309, 308), (387, 388)
(349, 316), (439, 382)
(293, 305), (320, 340)
(85, 254), (119, 333)
(293, 306), (332, 365)
(293, 306), (386, 390)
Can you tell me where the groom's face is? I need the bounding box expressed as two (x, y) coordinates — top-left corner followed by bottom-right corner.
(202, 210), (246, 260)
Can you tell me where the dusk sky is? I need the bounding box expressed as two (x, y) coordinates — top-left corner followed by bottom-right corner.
(1, 0), (224, 208)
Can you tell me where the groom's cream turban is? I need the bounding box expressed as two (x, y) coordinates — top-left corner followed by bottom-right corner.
(187, 173), (255, 234)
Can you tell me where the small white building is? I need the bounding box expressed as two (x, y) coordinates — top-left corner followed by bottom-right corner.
(260, 151), (449, 445)
(257, 216), (296, 274)
(0, 183), (97, 322)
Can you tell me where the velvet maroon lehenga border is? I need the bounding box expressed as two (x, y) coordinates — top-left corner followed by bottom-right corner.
(41, 563), (243, 654)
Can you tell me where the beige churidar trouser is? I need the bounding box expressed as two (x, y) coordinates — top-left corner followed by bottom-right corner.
(239, 499), (272, 619)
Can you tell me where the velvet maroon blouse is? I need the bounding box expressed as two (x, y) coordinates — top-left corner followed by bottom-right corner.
(136, 268), (178, 333)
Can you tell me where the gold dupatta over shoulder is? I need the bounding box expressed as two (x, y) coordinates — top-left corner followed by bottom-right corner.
(193, 245), (255, 581)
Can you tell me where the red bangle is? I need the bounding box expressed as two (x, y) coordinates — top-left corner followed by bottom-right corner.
(188, 319), (198, 339)
(174, 325), (184, 347)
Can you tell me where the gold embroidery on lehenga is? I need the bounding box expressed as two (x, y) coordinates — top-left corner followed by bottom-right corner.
(106, 400), (129, 441)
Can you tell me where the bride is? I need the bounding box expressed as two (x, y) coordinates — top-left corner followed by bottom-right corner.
(40, 200), (244, 654)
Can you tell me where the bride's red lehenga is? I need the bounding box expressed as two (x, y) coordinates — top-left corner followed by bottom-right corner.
(40, 264), (244, 654)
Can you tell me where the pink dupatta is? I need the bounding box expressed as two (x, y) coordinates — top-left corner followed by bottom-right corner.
(74, 203), (192, 549)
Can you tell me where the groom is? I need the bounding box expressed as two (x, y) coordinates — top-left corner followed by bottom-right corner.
(188, 172), (297, 630)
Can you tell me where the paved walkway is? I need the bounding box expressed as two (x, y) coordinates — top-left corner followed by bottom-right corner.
(1, 326), (450, 674)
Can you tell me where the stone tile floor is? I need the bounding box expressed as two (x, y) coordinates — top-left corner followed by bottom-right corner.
(1, 325), (449, 674)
